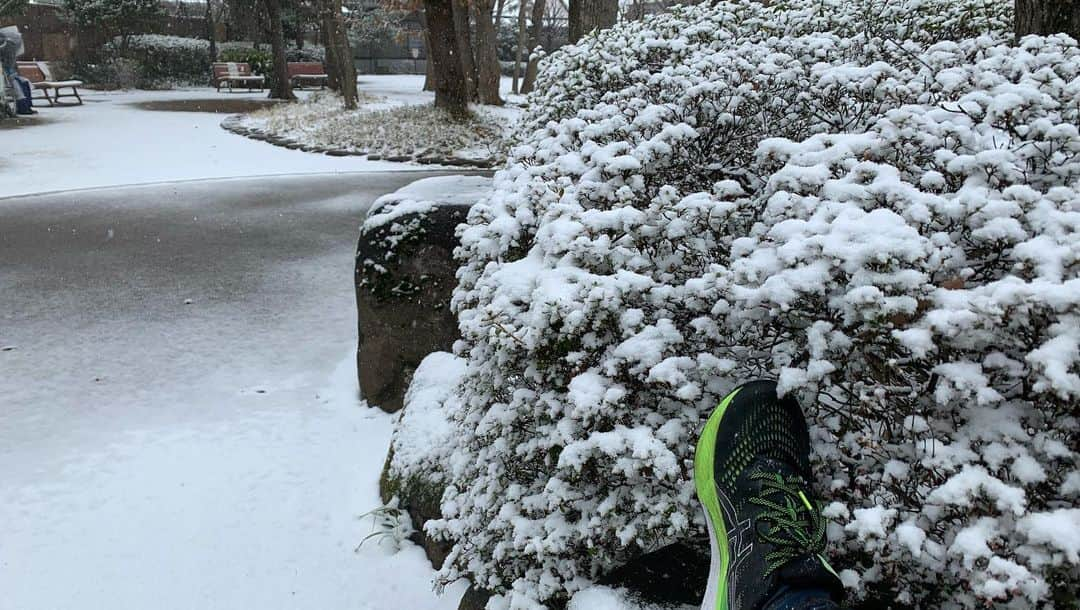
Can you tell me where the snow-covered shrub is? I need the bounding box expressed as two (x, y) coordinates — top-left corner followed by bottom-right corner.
(107, 34), (210, 86)
(78, 57), (141, 90)
(771, 36), (1080, 608)
(286, 45), (326, 64)
(521, 0), (1011, 130)
(413, 2), (1078, 608)
(218, 46), (273, 79)
(218, 41), (257, 54)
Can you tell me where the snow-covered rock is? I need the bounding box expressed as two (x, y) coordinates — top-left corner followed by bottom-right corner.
(356, 177), (492, 412)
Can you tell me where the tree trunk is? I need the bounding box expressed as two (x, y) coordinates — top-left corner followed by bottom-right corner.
(421, 10), (435, 91)
(494, 0), (506, 34)
(322, 15), (340, 90)
(423, 35), (435, 90)
(472, 0), (504, 105)
(319, 0), (358, 105)
(263, 0), (296, 100)
(328, 0), (357, 108)
(451, 0), (477, 101)
(1015, 0), (1080, 40)
(422, 0), (469, 113)
(205, 0), (218, 63)
(520, 0), (545, 93)
(512, 0), (527, 93)
(568, 0), (617, 43)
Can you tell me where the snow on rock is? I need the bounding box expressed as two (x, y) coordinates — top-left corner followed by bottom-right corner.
(388, 351), (468, 483)
(365, 175), (493, 232)
(355, 177), (489, 412)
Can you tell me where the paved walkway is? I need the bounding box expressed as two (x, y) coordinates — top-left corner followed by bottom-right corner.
(0, 174), (469, 609)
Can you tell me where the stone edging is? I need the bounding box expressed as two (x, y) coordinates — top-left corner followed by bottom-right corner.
(220, 114), (498, 168)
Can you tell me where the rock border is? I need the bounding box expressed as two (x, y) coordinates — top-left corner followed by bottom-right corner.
(220, 114), (499, 168)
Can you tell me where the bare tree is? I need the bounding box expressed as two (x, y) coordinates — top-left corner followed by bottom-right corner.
(472, 0), (504, 104)
(322, 0), (357, 108)
(568, 0), (616, 43)
(422, 19), (435, 91)
(423, 0), (469, 112)
(262, 0), (297, 100)
(1015, 0), (1080, 39)
(204, 0), (226, 62)
(1, 0), (28, 16)
(493, 0), (506, 33)
(520, 0), (545, 93)
(451, 0), (477, 100)
(322, 7), (340, 90)
(512, 0), (527, 93)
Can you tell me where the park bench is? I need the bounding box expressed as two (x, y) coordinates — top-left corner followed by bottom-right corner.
(212, 62), (265, 92)
(16, 61), (83, 106)
(287, 62), (328, 89)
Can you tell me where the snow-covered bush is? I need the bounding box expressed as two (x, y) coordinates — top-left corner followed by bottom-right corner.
(400, 1), (1079, 608)
(218, 46), (273, 79)
(286, 45), (326, 64)
(105, 34), (210, 87)
(521, 0), (1011, 130)
(730, 35), (1080, 607)
(78, 57), (141, 90)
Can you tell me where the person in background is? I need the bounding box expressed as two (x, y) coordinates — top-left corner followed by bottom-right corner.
(0, 26), (34, 116)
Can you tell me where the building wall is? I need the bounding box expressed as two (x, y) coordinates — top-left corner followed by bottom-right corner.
(1, 5), (74, 62)
(1, 4), (221, 62)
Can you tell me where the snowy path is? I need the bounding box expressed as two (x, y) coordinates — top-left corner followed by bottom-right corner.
(0, 77), (442, 199)
(0, 174), (469, 609)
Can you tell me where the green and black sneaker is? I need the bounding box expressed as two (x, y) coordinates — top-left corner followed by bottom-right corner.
(694, 380), (843, 610)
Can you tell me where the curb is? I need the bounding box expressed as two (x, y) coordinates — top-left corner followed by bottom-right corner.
(220, 114), (499, 169)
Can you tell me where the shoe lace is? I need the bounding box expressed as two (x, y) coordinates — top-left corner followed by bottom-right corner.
(748, 471), (828, 577)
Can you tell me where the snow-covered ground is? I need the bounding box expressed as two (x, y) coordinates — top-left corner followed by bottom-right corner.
(237, 76), (522, 164)
(0, 172), (472, 609)
(0, 76), (511, 610)
(0, 75), (484, 199)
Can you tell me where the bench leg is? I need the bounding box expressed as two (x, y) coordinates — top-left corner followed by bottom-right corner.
(31, 88), (53, 106)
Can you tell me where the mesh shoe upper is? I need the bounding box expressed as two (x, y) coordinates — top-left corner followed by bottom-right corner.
(695, 380), (843, 610)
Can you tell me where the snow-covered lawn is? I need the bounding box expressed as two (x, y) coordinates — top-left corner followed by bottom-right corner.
(0, 76), (477, 199)
(237, 76), (522, 165)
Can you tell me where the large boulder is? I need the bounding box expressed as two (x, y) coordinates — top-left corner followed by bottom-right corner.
(379, 446), (451, 569)
(355, 176), (491, 412)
